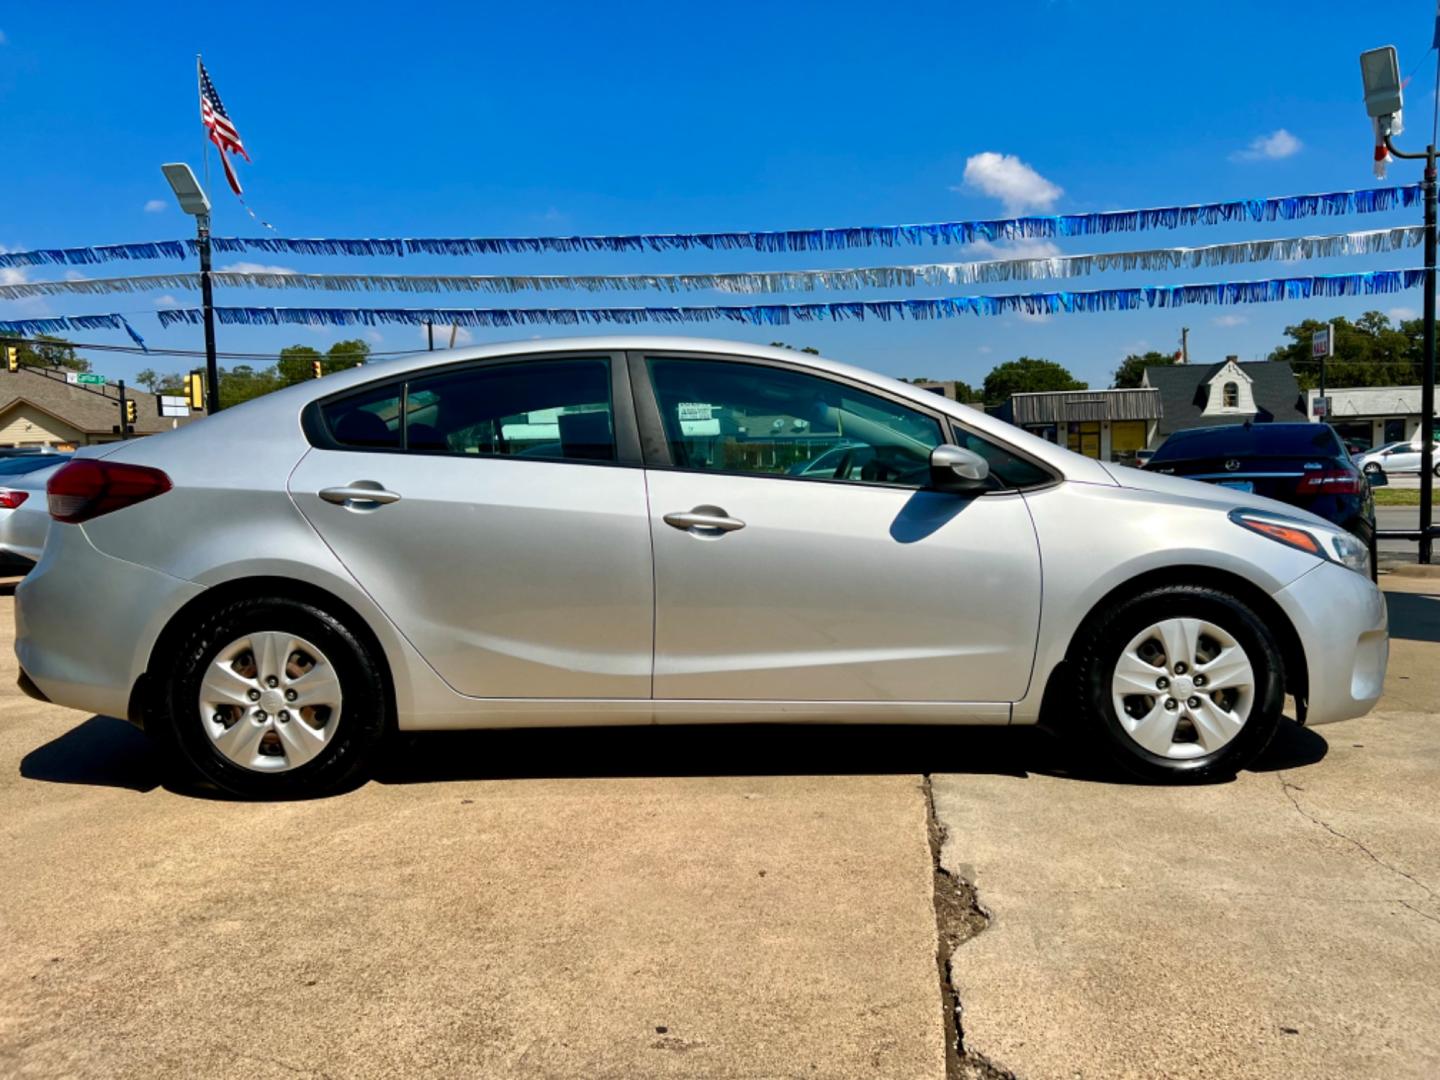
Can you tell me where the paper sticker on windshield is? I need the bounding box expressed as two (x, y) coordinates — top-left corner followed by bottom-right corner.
(677, 402), (713, 421)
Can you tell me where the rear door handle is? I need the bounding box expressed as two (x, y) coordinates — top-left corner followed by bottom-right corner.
(319, 484), (401, 507)
(663, 506), (745, 534)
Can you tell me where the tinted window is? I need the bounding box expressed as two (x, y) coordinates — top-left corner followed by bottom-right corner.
(322, 383), (403, 450)
(951, 429), (1053, 488)
(404, 358), (614, 462)
(1150, 424), (1343, 462)
(648, 357), (942, 488)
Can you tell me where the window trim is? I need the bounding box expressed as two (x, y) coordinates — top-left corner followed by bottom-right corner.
(627, 350), (1058, 493)
(300, 350), (642, 467)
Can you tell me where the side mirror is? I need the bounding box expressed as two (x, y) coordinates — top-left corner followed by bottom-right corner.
(1368, 470), (1388, 488)
(929, 444), (991, 495)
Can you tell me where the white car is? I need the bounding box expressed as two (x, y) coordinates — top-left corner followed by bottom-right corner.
(15, 338), (1388, 797)
(1357, 439), (1440, 478)
(0, 456), (70, 565)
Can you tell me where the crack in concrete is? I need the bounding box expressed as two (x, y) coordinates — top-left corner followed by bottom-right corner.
(1278, 772), (1439, 908)
(922, 776), (1018, 1080)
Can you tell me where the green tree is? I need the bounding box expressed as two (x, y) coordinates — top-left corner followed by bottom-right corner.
(219, 363), (282, 406)
(6, 334), (92, 373)
(1267, 312), (1420, 390)
(275, 345), (324, 387)
(1111, 350), (1177, 389)
(982, 357), (1086, 405)
(769, 341), (820, 354)
(326, 338), (371, 369)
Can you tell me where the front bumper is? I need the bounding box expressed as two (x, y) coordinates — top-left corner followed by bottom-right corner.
(15, 523), (203, 720)
(1272, 559), (1389, 726)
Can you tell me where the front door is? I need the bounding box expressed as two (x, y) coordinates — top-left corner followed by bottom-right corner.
(289, 354), (653, 699)
(637, 353), (1042, 703)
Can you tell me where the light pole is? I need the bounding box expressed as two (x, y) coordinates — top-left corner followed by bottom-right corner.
(161, 163), (221, 414)
(1362, 46), (1436, 564)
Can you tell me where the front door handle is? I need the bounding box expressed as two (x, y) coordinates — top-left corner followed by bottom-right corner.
(319, 483), (401, 507)
(663, 505), (746, 534)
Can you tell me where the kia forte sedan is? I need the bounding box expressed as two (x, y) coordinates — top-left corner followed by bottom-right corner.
(15, 338), (1388, 796)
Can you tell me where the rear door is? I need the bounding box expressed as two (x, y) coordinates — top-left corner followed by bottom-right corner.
(634, 351), (1043, 703)
(289, 353), (654, 699)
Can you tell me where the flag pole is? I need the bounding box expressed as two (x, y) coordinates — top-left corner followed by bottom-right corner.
(197, 55), (210, 193)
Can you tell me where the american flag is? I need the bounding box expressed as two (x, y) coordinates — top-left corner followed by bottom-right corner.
(199, 60), (251, 195)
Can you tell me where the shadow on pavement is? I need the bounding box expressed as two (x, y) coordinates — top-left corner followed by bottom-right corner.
(1385, 589), (1440, 643)
(18, 714), (1329, 795)
(19, 715), (160, 792)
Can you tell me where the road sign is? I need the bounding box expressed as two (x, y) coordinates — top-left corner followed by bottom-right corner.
(1311, 324), (1333, 360)
(1313, 395), (1331, 418)
(76, 373), (105, 385)
(158, 395), (189, 418)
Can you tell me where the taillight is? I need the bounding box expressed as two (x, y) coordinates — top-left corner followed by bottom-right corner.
(0, 489), (28, 510)
(47, 459), (172, 523)
(1295, 469), (1363, 495)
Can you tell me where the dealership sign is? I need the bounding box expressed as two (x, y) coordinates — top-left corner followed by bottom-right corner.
(1311, 323), (1333, 359)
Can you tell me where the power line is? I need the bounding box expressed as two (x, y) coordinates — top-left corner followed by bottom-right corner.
(0, 334), (415, 362)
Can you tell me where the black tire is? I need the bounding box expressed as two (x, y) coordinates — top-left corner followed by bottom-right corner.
(1362, 462), (1382, 476)
(149, 595), (390, 798)
(1074, 585), (1285, 783)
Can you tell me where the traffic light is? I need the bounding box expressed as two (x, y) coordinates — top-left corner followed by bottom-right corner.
(124, 398), (137, 424)
(312, 359), (323, 380)
(5, 346), (17, 373)
(187, 371), (205, 409)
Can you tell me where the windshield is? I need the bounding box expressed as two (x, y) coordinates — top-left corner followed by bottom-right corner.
(1150, 425), (1342, 462)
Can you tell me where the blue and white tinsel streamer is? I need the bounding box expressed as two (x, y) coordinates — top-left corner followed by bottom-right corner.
(0, 186), (1421, 268)
(132, 270), (1423, 332)
(0, 228), (1423, 301)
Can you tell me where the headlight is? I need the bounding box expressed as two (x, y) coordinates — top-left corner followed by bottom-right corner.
(1229, 510), (1372, 577)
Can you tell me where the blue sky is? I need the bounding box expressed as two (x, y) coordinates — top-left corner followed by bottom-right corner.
(1, 0), (1438, 389)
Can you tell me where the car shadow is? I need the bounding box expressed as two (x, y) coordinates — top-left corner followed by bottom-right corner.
(1384, 589), (1440, 643)
(18, 714), (1329, 797)
(19, 715), (161, 792)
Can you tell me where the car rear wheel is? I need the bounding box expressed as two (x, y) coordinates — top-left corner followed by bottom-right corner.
(150, 595), (390, 797)
(1075, 585), (1285, 782)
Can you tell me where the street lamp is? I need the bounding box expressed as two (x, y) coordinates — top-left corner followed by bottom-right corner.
(1360, 46), (1437, 564)
(161, 162), (221, 414)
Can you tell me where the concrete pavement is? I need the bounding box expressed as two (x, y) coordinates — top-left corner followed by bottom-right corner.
(931, 573), (1440, 1080)
(0, 583), (944, 1079)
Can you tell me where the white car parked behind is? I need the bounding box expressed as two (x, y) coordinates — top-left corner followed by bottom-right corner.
(1357, 439), (1440, 478)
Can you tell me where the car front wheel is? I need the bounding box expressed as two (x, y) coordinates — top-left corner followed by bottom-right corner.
(1362, 462), (1382, 476)
(1075, 585), (1285, 782)
(150, 595), (390, 797)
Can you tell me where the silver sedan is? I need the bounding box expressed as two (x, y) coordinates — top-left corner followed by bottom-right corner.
(15, 338), (1387, 796)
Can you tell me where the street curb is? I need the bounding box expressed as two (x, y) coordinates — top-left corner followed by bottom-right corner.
(1383, 563), (1440, 578)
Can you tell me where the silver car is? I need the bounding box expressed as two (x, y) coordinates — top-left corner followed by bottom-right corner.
(15, 338), (1388, 796)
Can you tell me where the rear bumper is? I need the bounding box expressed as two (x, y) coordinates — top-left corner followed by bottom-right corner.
(1272, 560), (1389, 726)
(15, 523), (203, 719)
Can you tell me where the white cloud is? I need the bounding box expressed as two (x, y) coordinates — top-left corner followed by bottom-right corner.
(0, 266), (27, 287)
(143, 199), (167, 214)
(220, 261), (297, 275)
(978, 345), (993, 355)
(1389, 306), (1418, 321)
(1212, 314), (1248, 327)
(965, 236), (1062, 260)
(63, 269), (89, 281)
(957, 152), (1063, 214)
(364, 329), (384, 344)
(418, 324), (473, 347)
(153, 294), (181, 307)
(1231, 129), (1302, 162)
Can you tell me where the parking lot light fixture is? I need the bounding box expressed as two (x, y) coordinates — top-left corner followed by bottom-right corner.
(161, 163), (221, 415)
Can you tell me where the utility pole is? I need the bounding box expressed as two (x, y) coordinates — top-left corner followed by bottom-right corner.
(197, 211), (220, 414)
(1384, 133), (1437, 564)
(427, 322), (434, 351)
(1180, 326), (1189, 364)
